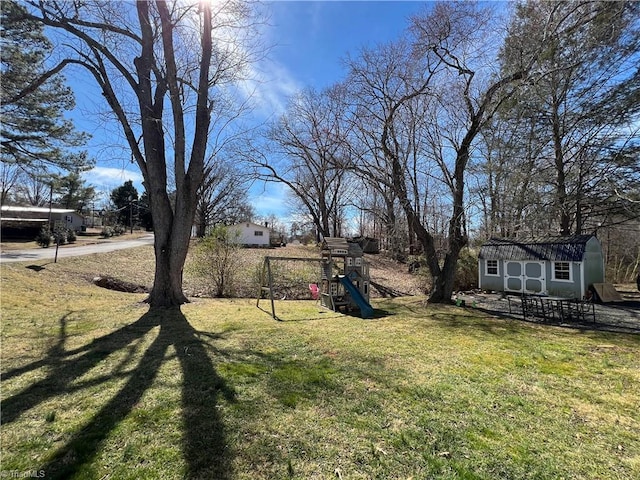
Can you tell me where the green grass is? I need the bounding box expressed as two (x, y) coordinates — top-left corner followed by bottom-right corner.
(1, 258), (639, 479)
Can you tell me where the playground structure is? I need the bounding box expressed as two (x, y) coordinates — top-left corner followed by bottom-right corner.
(257, 238), (374, 320)
(319, 238), (373, 318)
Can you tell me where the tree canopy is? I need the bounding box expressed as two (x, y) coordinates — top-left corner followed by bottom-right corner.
(0, 0), (91, 181)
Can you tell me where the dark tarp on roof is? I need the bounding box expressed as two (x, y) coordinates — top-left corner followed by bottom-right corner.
(322, 237), (364, 257)
(479, 235), (595, 262)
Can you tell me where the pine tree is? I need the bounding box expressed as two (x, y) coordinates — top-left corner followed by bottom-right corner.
(54, 168), (97, 212)
(110, 180), (138, 227)
(498, 1), (640, 235)
(0, 0), (90, 179)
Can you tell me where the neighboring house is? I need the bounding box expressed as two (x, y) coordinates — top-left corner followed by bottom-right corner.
(1, 205), (84, 237)
(228, 222), (271, 247)
(478, 235), (605, 299)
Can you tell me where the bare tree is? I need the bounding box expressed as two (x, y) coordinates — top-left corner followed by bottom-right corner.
(341, 4), (526, 302)
(500, 1), (640, 235)
(24, 0), (262, 308)
(399, 2), (541, 302)
(250, 85), (353, 239)
(194, 157), (253, 237)
(11, 169), (52, 207)
(342, 38), (440, 262)
(472, 112), (549, 239)
(0, 163), (21, 205)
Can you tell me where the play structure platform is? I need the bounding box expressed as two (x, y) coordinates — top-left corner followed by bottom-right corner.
(257, 238), (375, 320)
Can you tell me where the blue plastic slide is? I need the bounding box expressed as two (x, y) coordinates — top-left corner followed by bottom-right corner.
(339, 276), (374, 318)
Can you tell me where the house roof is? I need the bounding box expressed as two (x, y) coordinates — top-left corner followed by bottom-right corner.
(1, 205), (75, 214)
(230, 222), (270, 231)
(479, 235), (596, 262)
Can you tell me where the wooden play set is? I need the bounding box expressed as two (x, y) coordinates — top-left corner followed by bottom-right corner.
(257, 237), (374, 320)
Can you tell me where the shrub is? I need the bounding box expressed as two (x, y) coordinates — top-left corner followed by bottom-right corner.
(113, 224), (126, 235)
(66, 229), (77, 243)
(190, 226), (241, 297)
(408, 250), (478, 293)
(35, 228), (52, 248)
(53, 228), (67, 245)
(454, 248), (478, 291)
(101, 226), (114, 238)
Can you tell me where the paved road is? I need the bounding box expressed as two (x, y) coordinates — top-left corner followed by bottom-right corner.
(0, 234), (155, 263)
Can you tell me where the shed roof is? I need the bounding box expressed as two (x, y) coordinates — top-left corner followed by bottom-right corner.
(479, 235), (596, 262)
(321, 237), (363, 257)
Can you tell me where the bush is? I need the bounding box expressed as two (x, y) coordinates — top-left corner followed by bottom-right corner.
(35, 228), (52, 248)
(53, 228), (67, 245)
(189, 226), (241, 297)
(408, 250), (478, 293)
(66, 229), (77, 243)
(101, 226), (114, 238)
(113, 224), (126, 235)
(454, 248), (478, 291)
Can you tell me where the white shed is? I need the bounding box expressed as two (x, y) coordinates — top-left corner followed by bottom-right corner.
(228, 222), (271, 247)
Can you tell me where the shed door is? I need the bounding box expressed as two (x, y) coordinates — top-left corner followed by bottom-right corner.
(504, 261), (546, 294)
(504, 261), (523, 292)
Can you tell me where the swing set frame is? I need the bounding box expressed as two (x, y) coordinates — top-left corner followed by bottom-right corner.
(256, 256), (326, 320)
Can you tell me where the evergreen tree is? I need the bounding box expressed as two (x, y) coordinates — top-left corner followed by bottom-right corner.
(0, 0), (91, 179)
(53, 168), (97, 212)
(498, 1), (640, 235)
(110, 180), (138, 227)
(138, 191), (153, 231)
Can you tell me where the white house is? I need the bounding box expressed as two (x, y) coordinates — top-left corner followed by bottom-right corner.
(1, 205), (84, 234)
(228, 222), (271, 247)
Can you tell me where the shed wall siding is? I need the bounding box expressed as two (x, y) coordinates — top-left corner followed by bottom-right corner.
(546, 262), (581, 298)
(478, 235), (604, 299)
(478, 259), (503, 291)
(583, 237), (605, 287)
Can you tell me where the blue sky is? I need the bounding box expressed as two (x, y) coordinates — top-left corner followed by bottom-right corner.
(77, 1), (430, 218)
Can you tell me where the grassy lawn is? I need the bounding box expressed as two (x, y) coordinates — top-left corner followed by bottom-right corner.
(1, 251), (639, 479)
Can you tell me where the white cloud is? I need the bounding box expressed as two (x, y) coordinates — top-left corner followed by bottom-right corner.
(82, 166), (143, 189)
(229, 3), (308, 120)
(239, 60), (303, 119)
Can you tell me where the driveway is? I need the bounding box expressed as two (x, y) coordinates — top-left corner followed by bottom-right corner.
(0, 234), (154, 263)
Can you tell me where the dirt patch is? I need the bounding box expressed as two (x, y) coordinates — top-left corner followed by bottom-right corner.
(92, 275), (149, 294)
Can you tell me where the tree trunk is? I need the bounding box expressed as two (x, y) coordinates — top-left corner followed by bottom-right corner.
(147, 244), (190, 307)
(195, 200), (207, 238)
(552, 100), (571, 236)
(145, 191), (197, 307)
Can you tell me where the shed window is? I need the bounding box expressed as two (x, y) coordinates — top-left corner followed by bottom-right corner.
(254, 230), (264, 236)
(486, 260), (499, 276)
(553, 262), (571, 281)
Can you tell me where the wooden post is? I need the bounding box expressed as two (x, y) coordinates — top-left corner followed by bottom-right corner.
(266, 257), (276, 320)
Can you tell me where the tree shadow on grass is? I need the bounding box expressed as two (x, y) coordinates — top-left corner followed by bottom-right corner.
(1, 308), (235, 479)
